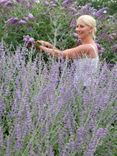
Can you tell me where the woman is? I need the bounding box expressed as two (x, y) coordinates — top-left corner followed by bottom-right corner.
(36, 15), (99, 87)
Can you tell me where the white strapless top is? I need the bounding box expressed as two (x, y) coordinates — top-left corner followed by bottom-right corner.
(74, 44), (99, 87)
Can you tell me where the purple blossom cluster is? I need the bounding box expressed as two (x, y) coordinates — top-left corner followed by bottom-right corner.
(94, 7), (108, 19)
(6, 13), (34, 25)
(112, 44), (117, 54)
(44, 0), (58, 8)
(23, 35), (35, 47)
(84, 128), (107, 156)
(0, 0), (13, 7)
(0, 42), (116, 155)
(0, 0), (36, 7)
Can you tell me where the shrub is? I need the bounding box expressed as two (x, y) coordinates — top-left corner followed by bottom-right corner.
(0, 41), (117, 156)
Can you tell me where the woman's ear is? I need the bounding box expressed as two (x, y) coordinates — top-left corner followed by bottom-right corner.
(89, 27), (93, 34)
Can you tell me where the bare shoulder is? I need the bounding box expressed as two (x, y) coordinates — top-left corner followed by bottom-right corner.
(62, 44), (91, 58)
(62, 44), (98, 59)
(75, 44), (94, 55)
(78, 44), (98, 58)
(77, 44), (94, 50)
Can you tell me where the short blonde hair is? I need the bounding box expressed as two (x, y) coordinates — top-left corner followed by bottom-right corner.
(77, 15), (97, 39)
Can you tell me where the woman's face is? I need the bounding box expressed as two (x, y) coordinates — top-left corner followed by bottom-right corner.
(75, 22), (92, 40)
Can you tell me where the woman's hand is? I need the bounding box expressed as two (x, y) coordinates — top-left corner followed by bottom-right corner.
(36, 40), (53, 48)
(35, 40), (61, 57)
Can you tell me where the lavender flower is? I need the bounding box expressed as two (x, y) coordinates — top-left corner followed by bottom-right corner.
(6, 13), (34, 26)
(62, 0), (73, 8)
(96, 43), (105, 54)
(77, 3), (96, 16)
(23, 35), (35, 47)
(80, 3), (92, 14)
(95, 7), (108, 19)
(63, 111), (73, 132)
(23, 13), (35, 21)
(96, 128), (107, 138)
(0, 0), (13, 7)
(76, 127), (86, 148)
(6, 17), (19, 25)
(16, 0), (35, 6)
(62, 0), (78, 16)
(27, 13), (34, 20)
(44, 0), (57, 7)
(99, 32), (113, 42)
(84, 128), (107, 156)
(5, 136), (11, 156)
(0, 41), (5, 58)
(70, 18), (76, 28)
(18, 19), (27, 25)
(15, 123), (22, 149)
(48, 146), (54, 156)
(0, 127), (3, 146)
(0, 98), (4, 118)
(16, 0), (21, 2)
(107, 63), (115, 70)
(112, 44), (117, 54)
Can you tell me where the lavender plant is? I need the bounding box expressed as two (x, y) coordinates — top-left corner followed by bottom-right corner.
(0, 41), (117, 156)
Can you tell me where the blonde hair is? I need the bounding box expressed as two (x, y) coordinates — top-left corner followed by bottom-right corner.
(77, 15), (97, 39)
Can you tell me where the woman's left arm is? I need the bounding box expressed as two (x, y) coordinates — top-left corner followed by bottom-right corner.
(39, 46), (63, 57)
(38, 43), (92, 59)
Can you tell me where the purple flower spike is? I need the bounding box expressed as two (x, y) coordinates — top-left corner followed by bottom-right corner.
(48, 146), (54, 156)
(23, 35), (35, 48)
(44, 0), (57, 7)
(0, 0), (13, 7)
(6, 17), (19, 25)
(0, 127), (3, 146)
(112, 44), (117, 54)
(23, 17), (29, 21)
(96, 43), (105, 54)
(95, 7), (108, 19)
(62, 0), (73, 7)
(77, 127), (86, 148)
(96, 128), (107, 138)
(44, 1), (49, 6)
(70, 18), (76, 28)
(23, 13), (34, 22)
(27, 13), (34, 20)
(15, 123), (22, 149)
(84, 128), (107, 156)
(18, 19), (27, 25)
(0, 99), (4, 118)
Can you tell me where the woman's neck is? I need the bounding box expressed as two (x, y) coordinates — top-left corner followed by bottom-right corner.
(81, 37), (94, 45)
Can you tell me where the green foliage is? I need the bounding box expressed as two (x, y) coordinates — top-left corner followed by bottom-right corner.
(77, 0), (117, 15)
(96, 124), (117, 156)
(0, 2), (75, 49)
(0, 1), (117, 63)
